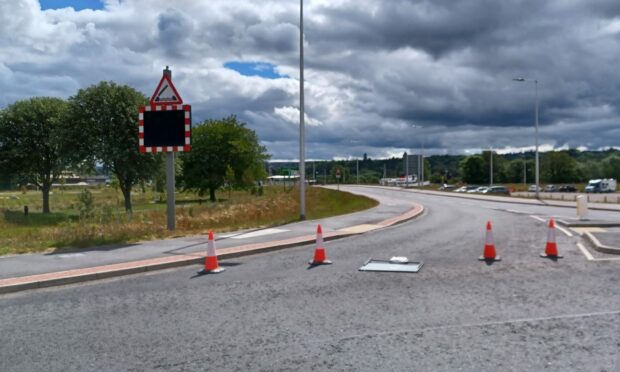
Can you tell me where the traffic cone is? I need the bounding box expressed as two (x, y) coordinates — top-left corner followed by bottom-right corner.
(198, 231), (225, 274)
(479, 221), (501, 261)
(309, 224), (332, 266)
(540, 218), (563, 259)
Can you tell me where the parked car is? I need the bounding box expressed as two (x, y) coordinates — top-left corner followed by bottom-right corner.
(528, 184), (540, 192)
(482, 186), (510, 195)
(558, 185), (577, 192)
(456, 185), (479, 193)
(544, 185), (556, 192)
(438, 184), (457, 191)
(472, 186), (489, 193)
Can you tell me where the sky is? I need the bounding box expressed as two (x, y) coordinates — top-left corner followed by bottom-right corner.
(1, 0), (619, 160)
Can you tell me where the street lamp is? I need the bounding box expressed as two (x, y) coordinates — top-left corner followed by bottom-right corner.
(513, 77), (539, 199)
(410, 124), (424, 186)
(299, 0), (306, 219)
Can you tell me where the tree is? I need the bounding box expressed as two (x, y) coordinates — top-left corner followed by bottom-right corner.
(602, 155), (620, 180)
(541, 151), (578, 183)
(179, 116), (269, 202)
(0, 97), (81, 213)
(459, 155), (485, 184)
(70, 82), (162, 213)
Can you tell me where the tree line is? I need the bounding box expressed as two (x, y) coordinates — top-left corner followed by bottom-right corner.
(275, 148), (620, 186)
(0, 82), (269, 213)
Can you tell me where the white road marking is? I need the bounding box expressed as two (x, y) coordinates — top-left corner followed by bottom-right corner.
(529, 215), (546, 223)
(55, 253), (85, 259)
(576, 243), (594, 261)
(555, 225), (573, 237)
(230, 228), (288, 239)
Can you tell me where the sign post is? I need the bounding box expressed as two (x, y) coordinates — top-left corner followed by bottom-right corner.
(139, 66), (191, 231)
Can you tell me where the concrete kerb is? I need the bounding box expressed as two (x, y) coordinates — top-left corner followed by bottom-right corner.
(0, 203), (424, 295)
(583, 232), (620, 255)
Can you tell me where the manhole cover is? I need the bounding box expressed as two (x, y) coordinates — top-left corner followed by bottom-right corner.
(359, 258), (423, 273)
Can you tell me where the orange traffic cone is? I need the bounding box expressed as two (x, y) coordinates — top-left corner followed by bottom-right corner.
(198, 231), (225, 274)
(479, 221), (501, 261)
(309, 224), (332, 266)
(540, 218), (563, 259)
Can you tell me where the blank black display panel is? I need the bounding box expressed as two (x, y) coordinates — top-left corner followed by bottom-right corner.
(143, 110), (186, 147)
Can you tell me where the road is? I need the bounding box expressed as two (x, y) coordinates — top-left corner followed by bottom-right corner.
(1, 186), (618, 371)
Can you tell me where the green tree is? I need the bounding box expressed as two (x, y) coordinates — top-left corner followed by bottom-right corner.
(506, 158), (535, 184)
(459, 155), (485, 184)
(70, 82), (162, 213)
(541, 151), (578, 183)
(601, 155), (620, 180)
(0, 97), (82, 213)
(179, 116), (269, 202)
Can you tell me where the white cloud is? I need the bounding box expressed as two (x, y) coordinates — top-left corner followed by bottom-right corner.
(0, 0), (619, 159)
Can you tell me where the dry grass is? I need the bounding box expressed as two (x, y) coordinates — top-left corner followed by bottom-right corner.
(0, 185), (377, 255)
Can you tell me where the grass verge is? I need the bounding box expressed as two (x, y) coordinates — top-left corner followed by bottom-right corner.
(0, 186), (377, 255)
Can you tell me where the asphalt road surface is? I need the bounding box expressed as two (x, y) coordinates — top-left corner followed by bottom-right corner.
(1, 186), (618, 371)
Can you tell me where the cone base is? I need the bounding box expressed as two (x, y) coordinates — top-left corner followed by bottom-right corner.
(197, 267), (226, 275)
(309, 260), (332, 266)
(479, 256), (501, 261)
(540, 253), (563, 259)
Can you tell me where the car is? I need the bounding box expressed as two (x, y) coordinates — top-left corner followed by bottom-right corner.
(483, 186), (510, 195)
(544, 185), (556, 192)
(558, 185), (577, 192)
(438, 184), (457, 191)
(528, 184), (540, 192)
(456, 185), (479, 193)
(471, 186), (489, 193)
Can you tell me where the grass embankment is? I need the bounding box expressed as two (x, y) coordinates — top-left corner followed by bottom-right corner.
(0, 186), (377, 256)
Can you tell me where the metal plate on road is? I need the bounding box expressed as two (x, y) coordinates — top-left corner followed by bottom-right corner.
(359, 259), (423, 273)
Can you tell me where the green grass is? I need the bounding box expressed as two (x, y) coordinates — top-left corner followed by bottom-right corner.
(0, 185), (377, 255)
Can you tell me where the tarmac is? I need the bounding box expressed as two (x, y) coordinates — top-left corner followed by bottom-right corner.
(2, 186), (620, 294)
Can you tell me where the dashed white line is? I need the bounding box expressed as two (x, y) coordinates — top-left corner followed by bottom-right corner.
(576, 243), (594, 261)
(555, 225), (573, 237)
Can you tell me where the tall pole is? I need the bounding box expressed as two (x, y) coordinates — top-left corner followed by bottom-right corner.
(313, 161), (315, 181)
(534, 80), (539, 199)
(299, 0), (306, 219)
(421, 138), (425, 186)
(489, 148), (493, 186)
(405, 153), (409, 187)
(166, 152), (175, 230)
(356, 159), (359, 184)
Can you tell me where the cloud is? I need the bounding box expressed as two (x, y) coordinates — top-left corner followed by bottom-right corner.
(1, 0), (620, 160)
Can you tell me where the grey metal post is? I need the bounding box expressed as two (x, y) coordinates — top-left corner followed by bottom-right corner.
(356, 159), (359, 184)
(523, 158), (526, 185)
(299, 0), (306, 220)
(405, 154), (409, 187)
(535, 80), (539, 199)
(166, 152), (175, 230)
(421, 138), (425, 186)
(490, 149), (493, 186)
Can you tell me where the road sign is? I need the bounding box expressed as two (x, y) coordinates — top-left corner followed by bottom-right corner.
(336, 169), (341, 179)
(150, 69), (183, 104)
(138, 104), (191, 153)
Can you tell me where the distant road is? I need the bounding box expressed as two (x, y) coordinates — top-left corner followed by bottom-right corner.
(1, 186), (618, 371)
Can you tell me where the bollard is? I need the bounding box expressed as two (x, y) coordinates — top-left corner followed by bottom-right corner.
(576, 195), (588, 220)
(24, 205), (29, 216)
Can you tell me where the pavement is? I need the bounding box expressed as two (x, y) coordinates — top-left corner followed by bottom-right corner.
(0, 189), (424, 294)
(2, 185), (620, 294)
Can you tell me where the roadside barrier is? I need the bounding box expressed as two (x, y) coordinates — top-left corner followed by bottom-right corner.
(309, 224), (332, 266)
(540, 218), (563, 259)
(479, 221), (501, 261)
(198, 231), (225, 274)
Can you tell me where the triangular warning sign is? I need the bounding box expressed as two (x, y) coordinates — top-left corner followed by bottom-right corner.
(150, 74), (183, 104)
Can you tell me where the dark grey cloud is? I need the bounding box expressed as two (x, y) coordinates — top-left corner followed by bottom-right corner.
(1, 0), (619, 160)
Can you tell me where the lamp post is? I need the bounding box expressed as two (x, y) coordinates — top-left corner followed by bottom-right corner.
(513, 77), (539, 199)
(409, 124), (424, 186)
(299, 0), (306, 219)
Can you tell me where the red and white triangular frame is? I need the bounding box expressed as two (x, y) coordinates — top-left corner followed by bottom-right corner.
(149, 74), (183, 105)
